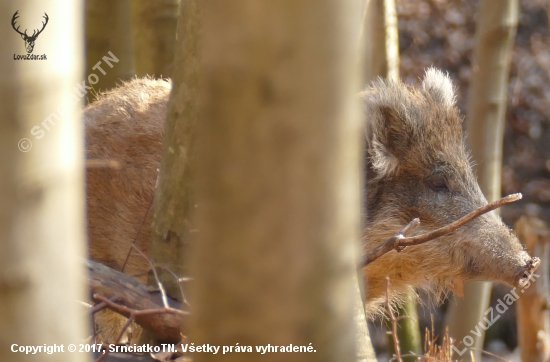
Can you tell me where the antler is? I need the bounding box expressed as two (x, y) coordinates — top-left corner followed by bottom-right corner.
(11, 11), (26, 37)
(32, 13), (49, 38)
(11, 11), (49, 39)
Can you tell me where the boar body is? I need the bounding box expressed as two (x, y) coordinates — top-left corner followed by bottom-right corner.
(86, 78), (170, 282)
(85, 70), (539, 328)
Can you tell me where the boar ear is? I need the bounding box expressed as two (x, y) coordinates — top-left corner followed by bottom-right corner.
(422, 68), (456, 107)
(362, 83), (411, 178)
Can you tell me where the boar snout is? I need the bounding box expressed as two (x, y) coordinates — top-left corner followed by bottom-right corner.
(514, 253), (540, 288)
(461, 213), (541, 289)
(460, 214), (541, 290)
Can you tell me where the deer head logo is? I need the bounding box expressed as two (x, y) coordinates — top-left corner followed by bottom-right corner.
(12, 11), (49, 54)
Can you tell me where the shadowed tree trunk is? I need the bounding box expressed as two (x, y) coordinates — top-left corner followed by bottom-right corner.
(362, 0), (386, 85)
(191, 1), (363, 361)
(355, 2), (382, 361)
(86, 0), (134, 101)
(150, 0), (199, 301)
(0, 1), (87, 361)
(446, 1), (519, 360)
(131, 0), (179, 79)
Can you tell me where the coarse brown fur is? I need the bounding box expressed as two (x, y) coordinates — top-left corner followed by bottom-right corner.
(85, 70), (539, 339)
(86, 78), (170, 279)
(86, 78), (170, 341)
(361, 69), (538, 315)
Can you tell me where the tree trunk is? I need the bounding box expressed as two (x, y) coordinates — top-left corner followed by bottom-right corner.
(0, 2), (87, 361)
(86, 0), (134, 100)
(383, 0), (399, 82)
(362, 1), (421, 359)
(514, 216), (550, 362)
(150, 0), (199, 301)
(191, 1), (363, 361)
(446, 1), (519, 360)
(362, 0), (387, 85)
(131, 0), (179, 79)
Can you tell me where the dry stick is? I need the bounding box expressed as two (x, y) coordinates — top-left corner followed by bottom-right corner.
(155, 265), (192, 308)
(86, 159), (120, 169)
(364, 193), (522, 266)
(122, 243), (170, 309)
(471, 348), (513, 362)
(93, 294), (189, 319)
(386, 277), (403, 362)
(90, 301), (108, 315)
(121, 196), (154, 273)
(121, 171), (160, 273)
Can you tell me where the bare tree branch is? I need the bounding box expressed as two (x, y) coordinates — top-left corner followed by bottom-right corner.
(385, 277), (403, 362)
(363, 193), (522, 266)
(86, 159), (121, 169)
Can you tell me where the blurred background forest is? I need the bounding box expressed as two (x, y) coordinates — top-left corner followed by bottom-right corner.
(397, 0), (550, 225)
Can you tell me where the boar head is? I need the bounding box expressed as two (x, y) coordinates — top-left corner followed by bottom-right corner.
(361, 68), (540, 312)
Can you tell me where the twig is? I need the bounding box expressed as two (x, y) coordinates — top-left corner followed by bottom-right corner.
(155, 265), (192, 308)
(120, 238), (170, 309)
(86, 159), (120, 169)
(121, 196), (154, 273)
(90, 301), (108, 315)
(386, 277), (403, 362)
(92, 294), (188, 319)
(121, 169), (160, 273)
(363, 193), (522, 266)
(471, 348), (513, 362)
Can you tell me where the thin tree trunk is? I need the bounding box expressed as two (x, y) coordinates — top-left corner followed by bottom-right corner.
(362, 1), (421, 359)
(514, 216), (550, 362)
(355, 3), (383, 361)
(354, 278), (378, 362)
(150, 0), (199, 301)
(86, 0), (134, 100)
(362, 0), (387, 85)
(191, 1), (363, 361)
(131, 0), (179, 79)
(0, 2), (87, 361)
(383, 0), (399, 82)
(382, 2), (421, 360)
(446, 1), (519, 360)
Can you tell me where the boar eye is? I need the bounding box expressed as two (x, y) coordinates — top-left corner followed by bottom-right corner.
(426, 174), (448, 192)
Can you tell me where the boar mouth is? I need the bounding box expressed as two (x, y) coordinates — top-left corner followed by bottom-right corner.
(514, 257), (541, 288)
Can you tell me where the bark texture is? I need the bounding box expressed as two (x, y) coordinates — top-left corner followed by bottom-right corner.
(131, 0), (179, 79)
(150, 0), (199, 300)
(86, 0), (135, 100)
(0, 2), (86, 361)
(191, 1), (363, 361)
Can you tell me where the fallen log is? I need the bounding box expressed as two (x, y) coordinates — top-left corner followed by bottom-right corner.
(87, 260), (188, 343)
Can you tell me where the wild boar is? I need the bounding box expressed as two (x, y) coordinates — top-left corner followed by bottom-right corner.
(360, 68), (540, 313)
(85, 69), (539, 338)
